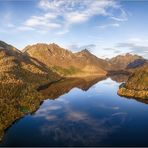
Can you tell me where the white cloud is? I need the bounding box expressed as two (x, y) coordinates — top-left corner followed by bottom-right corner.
(20, 0), (127, 33)
(38, 0), (67, 10)
(65, 12), (89, 24)
(39, 0), (117, 24)
(20, 12), (60, 31)
(98, 23), (120, 29)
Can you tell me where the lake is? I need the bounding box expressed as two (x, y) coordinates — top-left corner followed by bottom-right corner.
(1, 76), (148, 146)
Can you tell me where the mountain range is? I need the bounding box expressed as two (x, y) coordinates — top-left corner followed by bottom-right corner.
(0, 40), (147, 99)
(23, 42), (146, 75)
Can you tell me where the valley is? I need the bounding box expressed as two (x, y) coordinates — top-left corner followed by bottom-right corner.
(0, 40), (147, 143)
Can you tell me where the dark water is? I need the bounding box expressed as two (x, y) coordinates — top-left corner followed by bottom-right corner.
(1, 77), (148, 146)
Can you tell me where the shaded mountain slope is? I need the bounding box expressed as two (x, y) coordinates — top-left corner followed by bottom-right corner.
(126, 59), (147, 69)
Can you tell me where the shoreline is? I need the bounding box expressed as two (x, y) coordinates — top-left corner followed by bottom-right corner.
(118, 86), (148, 99)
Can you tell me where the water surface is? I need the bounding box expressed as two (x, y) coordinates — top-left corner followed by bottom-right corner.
(1, 76), (148, 146)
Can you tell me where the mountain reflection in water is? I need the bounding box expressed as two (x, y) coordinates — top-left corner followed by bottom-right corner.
(39, 76), (106, 100)
(1, 75), (148, 146)
(0, 76), (106, 142)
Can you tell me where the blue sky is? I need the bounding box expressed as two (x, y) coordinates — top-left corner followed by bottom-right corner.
(0, 0), (148, 59)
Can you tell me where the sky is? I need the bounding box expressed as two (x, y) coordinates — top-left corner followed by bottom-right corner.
(0, 0), (148, 59)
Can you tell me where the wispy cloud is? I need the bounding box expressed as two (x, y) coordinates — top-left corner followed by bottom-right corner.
(97, 7), (128, 30)
(103, 48), (122, 54)
(116, 38), (148, 58)
(67, 43), (96, 52)
(101, 38), (148, 58)
(19, 0), (127, 34)
(110, 9), (128, 22)
(38, 0), (118, 24)
(98, 23), (120, 29)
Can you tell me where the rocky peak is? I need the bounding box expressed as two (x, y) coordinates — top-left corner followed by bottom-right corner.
(82, 49), (90, 53)
(76, 49), (92, 57)
(80, 49), (91, 54)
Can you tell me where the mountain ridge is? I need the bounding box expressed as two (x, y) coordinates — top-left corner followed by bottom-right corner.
(23, 43), (108, 76)
(1, 40), (147, 77)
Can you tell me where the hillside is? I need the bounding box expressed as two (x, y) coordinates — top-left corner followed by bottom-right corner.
(108, 53), (143, 70)
(0, 41), (60, 86)
(23, 44), (107, 76)
(0, 41), (60, 141)
(118, 63), (148, 99)
(75, 49), (110, 70)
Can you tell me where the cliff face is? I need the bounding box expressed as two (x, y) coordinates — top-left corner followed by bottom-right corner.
(118, 63), (148, 99)
(23, 44), (107, 76)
